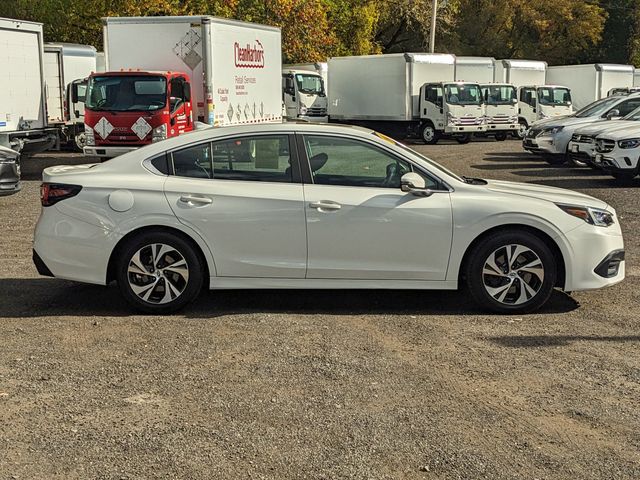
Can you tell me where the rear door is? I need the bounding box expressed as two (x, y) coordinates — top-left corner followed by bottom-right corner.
(164, 133), (307, 278)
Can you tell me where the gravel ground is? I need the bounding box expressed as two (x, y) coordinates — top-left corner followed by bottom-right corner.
(0, 140), (639, 479)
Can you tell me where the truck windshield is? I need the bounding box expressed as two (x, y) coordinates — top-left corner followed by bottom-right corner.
(445, 84), (481, 105)
(86, 75), (167, 112)
(573, 96), (621, 118)
(537, 87), (571, 106)
(295, 74), (325, 96)
(482, 85), (516, 105)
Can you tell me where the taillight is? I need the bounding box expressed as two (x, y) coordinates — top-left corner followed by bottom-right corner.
(40, 183), (82, 207)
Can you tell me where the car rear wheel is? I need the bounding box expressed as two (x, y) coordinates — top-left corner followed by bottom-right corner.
(116, 232), (204, 313)
(465, 231), (557, 313)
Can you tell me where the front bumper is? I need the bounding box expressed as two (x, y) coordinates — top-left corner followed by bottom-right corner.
(523, 130), (572, 155)
(568, 141), (597, 166)
(444, 125), (486, 134)
(486, 123), (518, 132)
(592, 149), (640, 173)
(84, 145), (138, 158)
(562, 222), (625, 291)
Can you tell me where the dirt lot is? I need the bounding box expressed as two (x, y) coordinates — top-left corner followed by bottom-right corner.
(1, 140), (639, 479)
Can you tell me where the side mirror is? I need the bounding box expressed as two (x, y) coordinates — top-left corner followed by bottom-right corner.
(400, 172), (432, 197)
(512, 97), (518, 104)
(606, 109), (620, 120)
(71, 83), (79, 103)
(184, 82), (191, 102)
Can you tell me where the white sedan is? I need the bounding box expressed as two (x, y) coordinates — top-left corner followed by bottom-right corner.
(33, 123), (625, 313)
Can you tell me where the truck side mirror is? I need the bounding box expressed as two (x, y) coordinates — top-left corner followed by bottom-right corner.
(71, 83), (79, 104)
(184, 82), (191, 102)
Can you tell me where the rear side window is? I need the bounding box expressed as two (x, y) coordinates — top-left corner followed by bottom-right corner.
(172, 143), (212, 179)
(211, 135), (292, 183)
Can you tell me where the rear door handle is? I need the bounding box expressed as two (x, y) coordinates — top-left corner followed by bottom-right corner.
(309, 200), (341, 211)
(179, 194), (212, 206)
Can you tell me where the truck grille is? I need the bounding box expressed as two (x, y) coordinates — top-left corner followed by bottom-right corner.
(595, 139), (616, 153)
(458, 117), (480, 125)
(571, 134), (594, 144)
(488, 114), (511, 124)
(307, 107), (327, 117)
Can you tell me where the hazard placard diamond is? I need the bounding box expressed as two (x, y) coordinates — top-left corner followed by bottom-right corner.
(94, 117), (114, 140)
(131, 117), (152, 140)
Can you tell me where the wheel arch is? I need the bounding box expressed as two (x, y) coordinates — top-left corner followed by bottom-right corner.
(456, 224), (566, 289)
(106, 225), (212, 285)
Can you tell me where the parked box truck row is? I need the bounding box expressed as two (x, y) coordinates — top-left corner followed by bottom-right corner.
(84, 15), (282, 158)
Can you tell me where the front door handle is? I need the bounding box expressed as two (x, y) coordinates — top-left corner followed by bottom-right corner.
(309, 200), (341, 211)
(179, 194), (212, 206)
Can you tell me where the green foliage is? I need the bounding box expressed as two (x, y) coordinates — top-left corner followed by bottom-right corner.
(0, 0), (636, 65)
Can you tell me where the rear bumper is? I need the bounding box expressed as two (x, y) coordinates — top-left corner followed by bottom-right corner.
(84, 145), (138, 158)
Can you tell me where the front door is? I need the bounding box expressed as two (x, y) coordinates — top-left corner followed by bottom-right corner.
(164, 133), (307, 278)
(299, 134), (453, 280)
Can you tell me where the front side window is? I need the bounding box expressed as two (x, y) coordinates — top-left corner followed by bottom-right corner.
(302, 135), (436, 189)
(614, 98), (640, 117)
(85, 75), (167, 112)
(520, 88), (536, 106)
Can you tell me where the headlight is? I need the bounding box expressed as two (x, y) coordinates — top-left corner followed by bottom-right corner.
(447, 112), (459, 124)
(618, 138), (640, 149)
(84, 124), (95, 146)
(542, 126), (564, 135)
(152, 124), (167, 142)
(299, 106), (308, 116)
(509, 115), (518, 123)
(556, 204), (614, 227)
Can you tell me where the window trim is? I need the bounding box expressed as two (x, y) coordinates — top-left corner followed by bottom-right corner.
(296, 133), (450, 191)
(165, 132), (302, 184)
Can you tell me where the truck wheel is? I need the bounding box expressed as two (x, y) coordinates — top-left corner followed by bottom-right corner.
(74, 133), (87, 152)
(495, 132), (507, 141)
(420, 123), (439, 145)
(456, 134), (471, 144)
(465, 230), (556, 314)
(516, 120), (528, 139)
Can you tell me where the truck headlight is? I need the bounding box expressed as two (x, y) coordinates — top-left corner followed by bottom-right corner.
(509, 115), (518, 123)
(84, 124), (95, 146)
(618, 138), (640, 149)
(447, 112), (459, 125)
(299, 106), (308, 116)
(556, 204), (614, 227)
(152, 124), (167, 142)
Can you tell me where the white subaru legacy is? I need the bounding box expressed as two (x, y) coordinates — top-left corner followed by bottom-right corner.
(33, 123), (625, 314)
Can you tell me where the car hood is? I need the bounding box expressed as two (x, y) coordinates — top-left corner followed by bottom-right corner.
(531, 116), (598, 129)
(596, 124), (640, 141)
(574, 120), (639, 136)
(485, 179), (608, 210)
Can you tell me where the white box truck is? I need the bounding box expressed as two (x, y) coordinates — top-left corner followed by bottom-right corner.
(495, 59), (573, 137)
(0, 17), (57, 157)
(546, 64), (634, 110)
(282, 67), (328, 122)
(455, 56), (495, 83)
(44, 42), (97, 149)
(328, 53), (485, 143)
(84, 16), (282, 157)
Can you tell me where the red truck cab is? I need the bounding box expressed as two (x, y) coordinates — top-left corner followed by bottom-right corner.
(83, 71), (194, 158)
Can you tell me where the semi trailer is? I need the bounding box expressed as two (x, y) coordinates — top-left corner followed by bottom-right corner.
(84, 15), (282, 158)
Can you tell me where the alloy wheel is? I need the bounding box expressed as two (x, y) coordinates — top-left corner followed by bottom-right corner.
(482, 244), (544, 305)
(127, 243), (189, 304)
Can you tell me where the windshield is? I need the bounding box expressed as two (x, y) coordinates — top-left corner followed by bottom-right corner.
(295, 73), (325, 96)
(537, 87), (571, 106)
(482, 85), (516, 105)
(574, 96), (621, 118)
(86, 75), (167, 112)
(445, 84), (481, 105)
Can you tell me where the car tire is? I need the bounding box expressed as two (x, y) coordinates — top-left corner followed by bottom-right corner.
(420, 123), (439, 145)
(495, 132), (507, 141)
(465, 230), (557, 314)
(116, 231), (204, 313)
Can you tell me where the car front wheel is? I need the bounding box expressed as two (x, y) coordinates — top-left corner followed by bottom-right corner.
(465, 231), (557, 313)
(116, 231), (204, 313)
